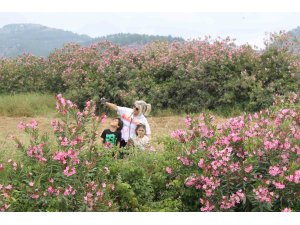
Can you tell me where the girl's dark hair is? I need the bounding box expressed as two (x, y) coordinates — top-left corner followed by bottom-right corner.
(135, 123), (146, 135)
(115, 118), (123, 131)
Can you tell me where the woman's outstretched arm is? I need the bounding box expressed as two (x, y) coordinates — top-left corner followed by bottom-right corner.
(104, 102), (118, 111)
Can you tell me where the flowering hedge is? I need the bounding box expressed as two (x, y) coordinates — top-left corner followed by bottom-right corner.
(0, 95), (116, 211)
(1, 93), (300, 211)
(1, 33), (300, 112)
(169, 92), (300, 211)
(0, 54), (48, 94)
(0, 94), (199, 212)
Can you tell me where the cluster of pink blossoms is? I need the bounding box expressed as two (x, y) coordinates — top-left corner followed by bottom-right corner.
(253, 186), (275, 203)
(27, 143), (47, 162)
(56, 93), (78, 115)
(53, 149), (80, 177)
(171, 129), (187, 142)
(18, 119), (38, 130)
(0, 184), (13, 211)
(220, 190), (245, 210)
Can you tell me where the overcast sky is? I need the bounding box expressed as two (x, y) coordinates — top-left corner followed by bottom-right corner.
(1, 12), (300, 48)
(1, 7), (300, 49)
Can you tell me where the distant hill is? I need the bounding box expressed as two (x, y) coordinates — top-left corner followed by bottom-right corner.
(86, 33), (185, 46)
(0, 24), (92, 57)
(279, 26), (300, 54)
(290, 26), (300, 36)
(0, 23), (185, 58)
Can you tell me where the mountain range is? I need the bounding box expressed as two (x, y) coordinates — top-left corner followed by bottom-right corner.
(1, 23), (300, 58)
(0, 23), (184, 58)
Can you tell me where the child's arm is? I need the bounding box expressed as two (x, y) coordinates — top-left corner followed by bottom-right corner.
(99, 130), (106, 145)
(117, 131), (122, 148)
(99, 138), (104, 145)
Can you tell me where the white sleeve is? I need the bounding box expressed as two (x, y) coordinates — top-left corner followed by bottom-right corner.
(117, 106), (132, 116)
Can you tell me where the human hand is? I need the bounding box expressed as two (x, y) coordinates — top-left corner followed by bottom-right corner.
(100, 97), (107, 105)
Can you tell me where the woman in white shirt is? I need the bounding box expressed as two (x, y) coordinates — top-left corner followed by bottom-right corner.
(101, 98), (151, 147)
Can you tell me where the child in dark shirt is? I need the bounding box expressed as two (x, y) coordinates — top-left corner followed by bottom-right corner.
(100, 118), (123, 148)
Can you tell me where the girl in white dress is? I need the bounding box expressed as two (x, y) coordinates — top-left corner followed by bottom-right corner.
(132, 123), (150, 150)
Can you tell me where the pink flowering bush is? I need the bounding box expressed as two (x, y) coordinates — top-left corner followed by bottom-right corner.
(0, 54), (48, 93)
(0, 94), (195, 212)
(3, 93), (300, 211)
(0, 94), (116, 211)
(1, 33), (299, 113)
(169, 92), (300, 211)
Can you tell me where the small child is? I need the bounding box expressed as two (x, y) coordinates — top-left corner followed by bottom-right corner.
(100, 118), (123, 148)
(132, 123), (150, 150)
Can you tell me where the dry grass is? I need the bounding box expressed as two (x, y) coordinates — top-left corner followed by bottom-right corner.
(0, 115), (187, 161)
(0, 115), (227, 162)
(0, 116), (55, 161)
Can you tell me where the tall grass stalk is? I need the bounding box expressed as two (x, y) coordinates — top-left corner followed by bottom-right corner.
(0, 93), (56, 117)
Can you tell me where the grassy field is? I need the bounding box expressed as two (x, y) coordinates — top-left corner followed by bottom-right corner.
(0, 93), (56, 117)
(0, 93), (228, 162)
(0, 115), (190, 162)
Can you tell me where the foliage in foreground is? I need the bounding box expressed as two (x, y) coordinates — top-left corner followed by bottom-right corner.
(1, 93), (300, 212)
(170, 92), (300, 212)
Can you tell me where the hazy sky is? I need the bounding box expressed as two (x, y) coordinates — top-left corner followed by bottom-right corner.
(1, 0), (300, 50)
(1, 12), (300, 49)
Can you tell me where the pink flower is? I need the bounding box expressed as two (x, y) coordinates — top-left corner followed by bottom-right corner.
(76, 136), (84, 143)
(165, 167), (173, 174)
(104, 142), (113, 149)
(60, 137), (69, 146)
(96, 190), (103, 196)
(64, 185), (76, 196)
(200, 198), (215, 212)
(253, 186), (273, 203)
(171, 129), (186, 142)
(177, 156), (193, 166)
(185, 177), (197, 187)
(273, 181), (285, 189)
(184, 116), (192, 127)
(27, 120), (38, 129)
(102, 182), (106, 188)
(5, 184), (13, 190)
(70, 140), (78, 146)
(1, 203), (10, 211)
(198, 159), (205, 168)
(269, 166), (281, 176)
(244, 165), (253, 173)
(29, 182), (34, 187)
(100, 114), (107, 123)
(17, 122), (26, 130)
(0, 164), (4, 171)
(63, 166), (76, 177)
(47, 186), (54, 194)
(31, 194), (39, 199)
(281, 208), (292, 212)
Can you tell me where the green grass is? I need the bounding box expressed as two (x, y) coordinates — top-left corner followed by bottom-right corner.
(0, 93), (56, 117)
(210, 105), (244, 118)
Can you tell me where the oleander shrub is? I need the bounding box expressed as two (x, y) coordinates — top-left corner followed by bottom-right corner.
(169, 92), (300, 212)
